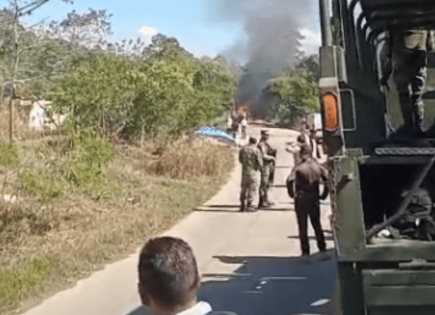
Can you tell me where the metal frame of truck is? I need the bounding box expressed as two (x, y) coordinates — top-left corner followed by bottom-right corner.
(318, 0), (435, 314)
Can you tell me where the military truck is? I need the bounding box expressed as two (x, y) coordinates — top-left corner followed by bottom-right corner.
(318, 0), (435, 314)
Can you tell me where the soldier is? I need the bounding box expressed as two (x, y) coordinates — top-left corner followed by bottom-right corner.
(239, 137), (263, 212)
(231, 115), (240, 140)
(241, 113), (248, 140)
(287, 144), (329, 257)
(380, 27), (434, 133)
(258, 130), (276, 208)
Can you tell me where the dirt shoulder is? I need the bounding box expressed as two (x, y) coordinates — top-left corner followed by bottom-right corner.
(0, 138), (234, 315)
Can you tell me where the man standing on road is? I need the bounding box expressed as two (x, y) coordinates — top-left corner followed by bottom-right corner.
(287, 145), (329, 257)
(239, 137), (263, 212)
(258, 130), (276, 209)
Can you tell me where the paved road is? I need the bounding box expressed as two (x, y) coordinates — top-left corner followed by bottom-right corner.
(21, 126), (337, 315)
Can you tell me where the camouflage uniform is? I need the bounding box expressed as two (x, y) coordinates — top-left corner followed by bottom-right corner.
(239, 143), (263, 212)
(381, 28), (434, 131)
(258, 132), (276, 208)
(287, 145), (329, 256)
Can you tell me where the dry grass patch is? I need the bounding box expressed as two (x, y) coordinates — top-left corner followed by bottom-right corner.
(0, 137), (234, 315)
(149, 138), (234, 179)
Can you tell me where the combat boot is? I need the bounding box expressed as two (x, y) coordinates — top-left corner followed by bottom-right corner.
(258, 195), (265, 209)
(240, 201), (246, 212)
(265, 200), (275, 207)
(262, 194), (275, 208)
(246, 202), (256, 213)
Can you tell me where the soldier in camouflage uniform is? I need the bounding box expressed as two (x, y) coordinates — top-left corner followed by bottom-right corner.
(258, 130), (276, 208)
(381, 28), (434, 133)
(239, 137), (263, 212)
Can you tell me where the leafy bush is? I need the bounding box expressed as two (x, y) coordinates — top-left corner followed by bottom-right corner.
(52, 35), (238, 140)
(266, 55), (321, 126)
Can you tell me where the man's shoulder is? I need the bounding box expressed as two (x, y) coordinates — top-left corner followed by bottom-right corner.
(207, 312), (238, 315)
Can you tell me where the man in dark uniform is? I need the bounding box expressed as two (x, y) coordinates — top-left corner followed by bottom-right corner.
(258, 130), (276, 208)
(380, 28), (434, 133)
(287, 144), (329, 257)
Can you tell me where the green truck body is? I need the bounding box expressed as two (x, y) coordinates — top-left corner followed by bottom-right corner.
(318, 0), (435, 314)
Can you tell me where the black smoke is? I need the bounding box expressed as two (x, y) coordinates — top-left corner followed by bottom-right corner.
(208, 0), (316, 117)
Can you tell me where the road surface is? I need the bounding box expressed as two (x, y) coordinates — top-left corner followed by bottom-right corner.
(21, 126), (337, 315)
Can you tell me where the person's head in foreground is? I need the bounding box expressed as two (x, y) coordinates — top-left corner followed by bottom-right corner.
(138, 236), (212, 315)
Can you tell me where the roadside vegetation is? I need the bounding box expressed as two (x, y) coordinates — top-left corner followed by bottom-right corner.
(0, 1), (236, 314)
(0, 1), (320, 312)
(265, 55), (321, 127)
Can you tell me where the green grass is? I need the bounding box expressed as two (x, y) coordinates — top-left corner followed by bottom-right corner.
(0, 257), (59, 311)
(0, 138), (234, 315)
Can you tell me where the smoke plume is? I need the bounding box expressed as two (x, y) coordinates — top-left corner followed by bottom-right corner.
(208, 0), (317, 117)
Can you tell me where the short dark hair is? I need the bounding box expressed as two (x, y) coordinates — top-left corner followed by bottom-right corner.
(249, 137), (257, 144)
(297, 134), (306, 144)
(300, 144), (313, 158)
(138, 237), (200, 308)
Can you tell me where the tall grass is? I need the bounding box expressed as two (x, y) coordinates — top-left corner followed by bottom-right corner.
(0, 136), (234, 315)
(150, 138), (234, 179)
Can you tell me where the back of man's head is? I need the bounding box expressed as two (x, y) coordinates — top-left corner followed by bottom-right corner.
(138, 237), (200, 312)
(249, 137), (257, 145)
(300, 144), (313, 160)
(297, 134), (306, 144)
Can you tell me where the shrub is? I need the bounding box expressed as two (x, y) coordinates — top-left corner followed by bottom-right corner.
(61, 132), (116, 199)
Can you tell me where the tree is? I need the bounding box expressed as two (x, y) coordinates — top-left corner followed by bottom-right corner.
(1, 0), (72, 143)
(52, 32), (239, 140)
(266, 55), (320, 127)
(296, 54), (320, 83)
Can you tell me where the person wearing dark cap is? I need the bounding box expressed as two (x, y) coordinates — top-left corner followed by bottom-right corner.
(286, 144), (329, 258)
(257, 130), (276, 208)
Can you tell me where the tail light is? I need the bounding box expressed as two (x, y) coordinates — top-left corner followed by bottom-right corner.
(322, 92), (339, 131)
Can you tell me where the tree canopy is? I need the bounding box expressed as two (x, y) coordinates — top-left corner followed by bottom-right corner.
(265, 54), (320, 127)
(0, 2), (239, 141)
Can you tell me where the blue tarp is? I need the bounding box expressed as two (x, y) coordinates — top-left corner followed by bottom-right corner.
(194, 126), (235, 143)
